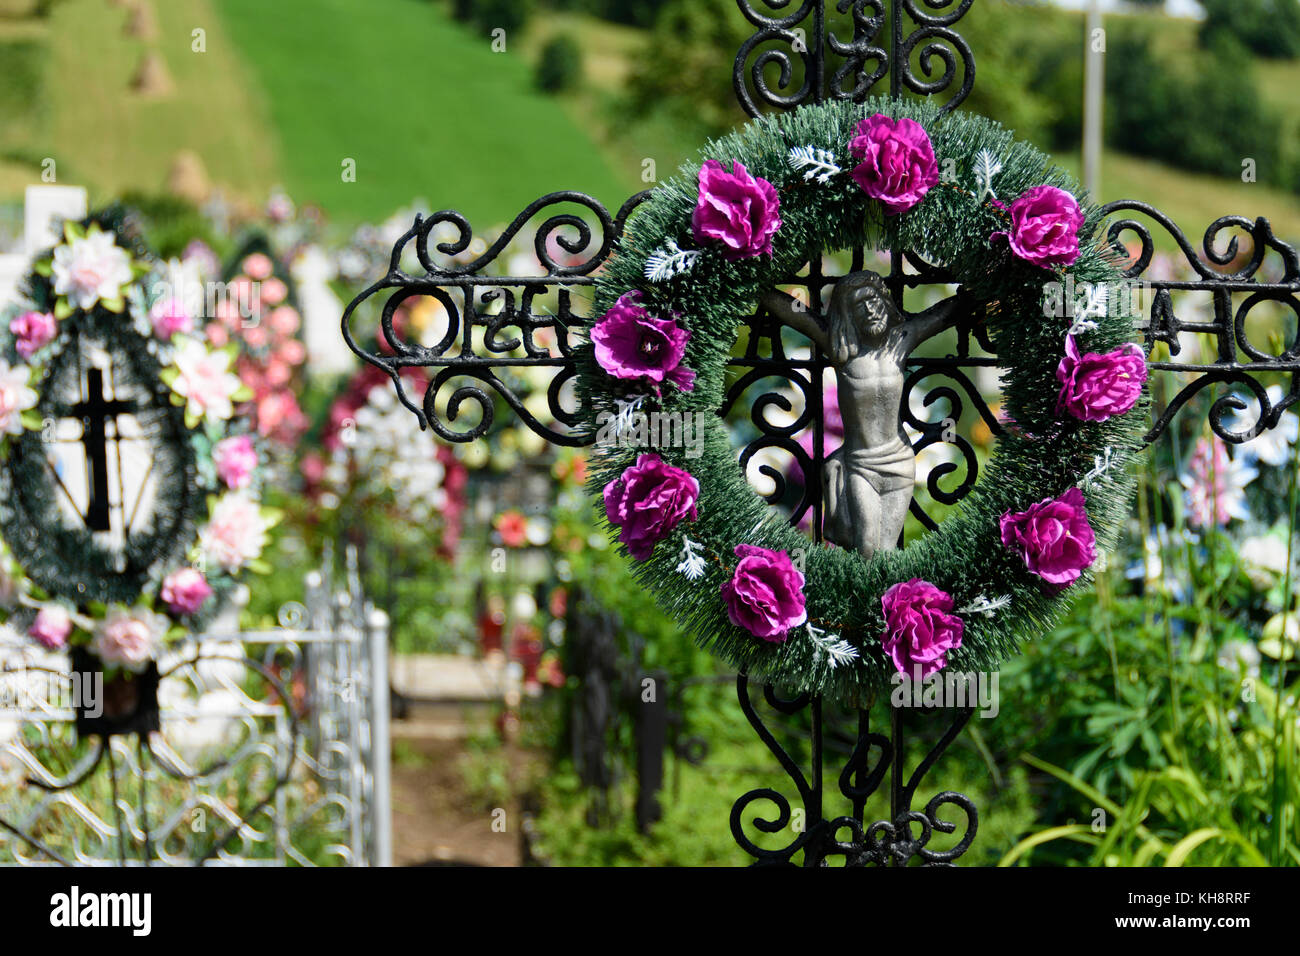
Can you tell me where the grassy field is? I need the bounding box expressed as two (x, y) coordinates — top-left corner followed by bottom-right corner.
(2, 0), (1299, 245)
(0, 0), (279, 205)
(211, 0), (634, 227)
(1055, 149), (1300, 244)
(0, 0), (634, 227)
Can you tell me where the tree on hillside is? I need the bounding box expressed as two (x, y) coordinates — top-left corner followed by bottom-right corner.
(464, 0), (534, 36)
(541, 0), (674, 28)
(625, 0), (752, 138)
(536, 34), (583, 93)
(1108, 25), (1281, 182)
(1200, 0), (1300, 59)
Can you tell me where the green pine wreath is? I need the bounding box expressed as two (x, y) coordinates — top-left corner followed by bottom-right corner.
(577, 96), (1149, 706)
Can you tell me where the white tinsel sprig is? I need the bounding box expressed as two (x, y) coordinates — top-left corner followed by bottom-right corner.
(1068, 284), (1108, 335)
(612, 395), (648, 439)
(957, 594), (1011, 618)
(1079, 446), (1118, 489)
(644, 240), (700, 283)
(806, 623), (859, 669)
(973, 149), (1003, 203)
(787, 145), (842, 184)
(675, 537), (708, 581)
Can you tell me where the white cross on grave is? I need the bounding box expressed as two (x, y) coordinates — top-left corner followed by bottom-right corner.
(0, 185), (89, 310)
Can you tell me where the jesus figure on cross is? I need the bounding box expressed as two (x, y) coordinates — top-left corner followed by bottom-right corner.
(761, 271), (962, 558)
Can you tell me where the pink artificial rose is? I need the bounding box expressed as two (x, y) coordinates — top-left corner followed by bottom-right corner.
(149, 297), (195, 341)
(9, 311), (57, 359)
(992, 185), (1084, 268)
(268, 306), (300, 336)
(880, 579), (964, 677)
(603, 452), (699, 560)
(1000, 486), (1097, 587)
(276, 337), (306, 366)
(241, 253), (274, 281)
(1056, 334), (1147, 422)
(849, 113), (940, 215)
(590, 291), (696, 394)
(721, 544), (807, 642)
(93, 609), (164, 673)
(29, 605), (72, 649)
(259, 277), (287, 307)
(160, 567), (213, 615)
(691, 159), (782, 260)
(213, 434), (258, 489)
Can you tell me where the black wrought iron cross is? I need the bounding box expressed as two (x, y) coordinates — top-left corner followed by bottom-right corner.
(68, 365), (136, 533)
(343, 0), (1300, 866)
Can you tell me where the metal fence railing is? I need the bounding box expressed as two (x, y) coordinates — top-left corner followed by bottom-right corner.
(0, 548), (392, 867)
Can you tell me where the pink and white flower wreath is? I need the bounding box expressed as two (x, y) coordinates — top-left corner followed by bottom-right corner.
(1, 219), (278, 673)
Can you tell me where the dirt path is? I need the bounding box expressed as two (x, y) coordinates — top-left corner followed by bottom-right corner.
(388, 705), (535, 867)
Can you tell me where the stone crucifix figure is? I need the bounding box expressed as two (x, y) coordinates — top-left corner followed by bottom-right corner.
(762, 271), (962, 558)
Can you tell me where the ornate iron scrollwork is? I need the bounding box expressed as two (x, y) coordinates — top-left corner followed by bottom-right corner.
(732, 0), (974, 120)
(1100, 199), (1300, 446)
(728, 674), (977, 865)
(342, 192), (649, 447)
(341, 0), (1300, 866)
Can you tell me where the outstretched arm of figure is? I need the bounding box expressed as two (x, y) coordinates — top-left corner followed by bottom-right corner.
(760, 289), (831, 354)
(903, 291), (966, 351)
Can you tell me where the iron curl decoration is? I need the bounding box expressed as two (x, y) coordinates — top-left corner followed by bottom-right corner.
(902, 368), (985, 508)
(732, 0), (971, 119)
(1098, 199), (1300, 445)
(729, 674), (978, 866)
(898, 28), (972, 100)
(342, 191), (650, 444)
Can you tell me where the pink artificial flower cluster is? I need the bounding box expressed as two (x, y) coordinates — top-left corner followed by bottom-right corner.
(210, 254), (307, 446)
(848, 114), (939, 214)
(880, 579), (964, 677)
(314, 366), (468, 555)
(591, 292), (696, 395)
(602, 452), (699, 560)
(1000, 486), (1097, 588)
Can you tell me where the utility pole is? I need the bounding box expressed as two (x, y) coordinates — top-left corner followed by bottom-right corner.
(1083, 0), (1105, 198)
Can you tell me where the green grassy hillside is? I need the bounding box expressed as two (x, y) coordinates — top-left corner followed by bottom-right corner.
(4, 0), (1299, 243)
(211, 0), (634, 226)
(0, 0), (278, 203)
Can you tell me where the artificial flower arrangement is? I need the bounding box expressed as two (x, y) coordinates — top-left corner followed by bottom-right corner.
(214, 239), (310, 449)
(308, 360), (467, 550)
(577, 99), (1151, 705)
(0, 209), (278, 692)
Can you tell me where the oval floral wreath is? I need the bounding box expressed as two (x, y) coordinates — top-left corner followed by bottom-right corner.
(577, 97), (1149, 706)
(0, 210), (277, 677)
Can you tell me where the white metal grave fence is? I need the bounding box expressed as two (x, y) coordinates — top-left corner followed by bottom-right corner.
(0, 554), (392, 867)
